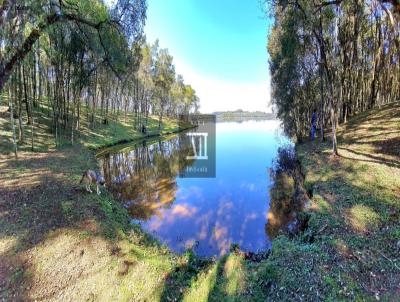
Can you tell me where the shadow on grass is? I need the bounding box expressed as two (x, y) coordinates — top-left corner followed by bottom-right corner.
(343, 102), (400, 130)
(206, 255), (238, 302)
(340, 131), (400, 144)
(371, 137), (400, 158)
(262, 179), (400, 300)
(339, 147), (400, 169)
(160, 252), (215, 302)
(159, 252), (247, 302)
(290, 128), (400, 298)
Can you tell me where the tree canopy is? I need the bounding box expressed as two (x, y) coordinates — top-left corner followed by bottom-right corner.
(267, 0), (400, 153)
(0, 0), (200, 156)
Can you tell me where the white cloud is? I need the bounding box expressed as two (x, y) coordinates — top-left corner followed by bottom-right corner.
(104, 0), (117, 8)
(172, 58), (272, 113)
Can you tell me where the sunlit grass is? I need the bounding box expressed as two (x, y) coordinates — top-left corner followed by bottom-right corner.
(346, 204), (380, 232)
(0, 102), (193, 153)
(180, 253), (245, 302)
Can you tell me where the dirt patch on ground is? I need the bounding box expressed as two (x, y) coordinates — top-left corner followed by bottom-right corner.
(0, 145), (127, 301)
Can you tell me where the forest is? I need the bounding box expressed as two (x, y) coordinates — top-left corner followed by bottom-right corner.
(0, 0), (199, 156)
(268, 0), (400, 153)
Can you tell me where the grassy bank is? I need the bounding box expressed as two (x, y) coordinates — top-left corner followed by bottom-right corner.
(0, 106), (248, 301)
(259, 102), (400, 301)
(1, 102), (399, 301)
(0, 103), (194, 152)
(78, 114), (195, 151)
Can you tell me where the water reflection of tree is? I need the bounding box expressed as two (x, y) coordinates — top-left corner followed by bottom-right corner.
(101, 135), (194, 221)
(265, 145), (301, 238)
(265, 172), (297, 238)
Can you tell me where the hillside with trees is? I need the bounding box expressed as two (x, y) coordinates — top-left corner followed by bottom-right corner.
(267, 0), (400, 153)
(264, 1), (400, 300)
(0, 0), (199, 156)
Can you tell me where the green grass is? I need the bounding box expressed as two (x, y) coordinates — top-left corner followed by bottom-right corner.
(0, 102), (194, 152)
(260, 101), (400, 301)
(0, 101), (399, 301)
(79, 112), (192, 150)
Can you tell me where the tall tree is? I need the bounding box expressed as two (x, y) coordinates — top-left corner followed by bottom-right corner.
(0, 0), (147, 92)
(153, 48), (175, 129)
(267, 0), (400, 154)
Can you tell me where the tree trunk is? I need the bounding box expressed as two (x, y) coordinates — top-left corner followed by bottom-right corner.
(17, 67), (24, 143)
(22, 64), (32, 125)
(8, 85), (18, 159)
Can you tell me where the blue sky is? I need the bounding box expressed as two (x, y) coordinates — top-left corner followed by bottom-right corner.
(145, 0), (273, 113)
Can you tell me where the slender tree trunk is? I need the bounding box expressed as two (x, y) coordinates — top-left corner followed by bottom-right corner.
(8, 86), (18, 159)
(159, 99), (164, 130)
(30, 92), (34, 151)
(22, 64), (32, 125)
(17, 67), (24, 143)
(328, 79), (338, 155)
(319, 56), (324, 141)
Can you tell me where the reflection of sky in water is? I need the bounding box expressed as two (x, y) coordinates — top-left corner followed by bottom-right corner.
(106, 120), (284, 257)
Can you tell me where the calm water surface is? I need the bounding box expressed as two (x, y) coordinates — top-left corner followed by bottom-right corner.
(99, 120), (286, 257)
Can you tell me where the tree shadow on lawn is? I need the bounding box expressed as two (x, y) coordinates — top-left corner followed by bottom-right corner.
(309, 180), (400, 299)
(206, 254), (246, 302)
(159, 252), (248, 302)
(338, 147), (400, 169)
(340, 131), (400, 144)
(270, 177), (400, 300)
(160, 252), (216, 302)
(371, 137), (400, 159)
(0, 173), (98, 300)
(0, 174), (110, 250)
(299, 148), (400, 298)
(343, 102), (400, 129)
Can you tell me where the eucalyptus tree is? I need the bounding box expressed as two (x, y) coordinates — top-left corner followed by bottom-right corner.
(0, 0), (147, 154)
(267, 0), (400, 154)
(170, 75), (185, 116)
(153, 47), (175, 129)
(137, 42), (155, 125)
(1, 0), (200, 157)
(268, 4), (304, 140)
(0, 0), (147, 92)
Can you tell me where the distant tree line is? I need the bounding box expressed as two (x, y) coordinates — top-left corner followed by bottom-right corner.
(267, 0), (400, 154)
(213, 110), (276, 122)
(0, 0), (199, 157)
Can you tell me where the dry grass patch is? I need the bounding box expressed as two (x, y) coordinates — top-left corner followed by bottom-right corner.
(345, 204), (381, 233)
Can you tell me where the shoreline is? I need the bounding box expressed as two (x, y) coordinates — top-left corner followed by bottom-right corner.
(94, 124), (197, 158)
(91, 123), (197, 152)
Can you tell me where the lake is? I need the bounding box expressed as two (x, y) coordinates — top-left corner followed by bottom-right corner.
(99, 120), (286, 257)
